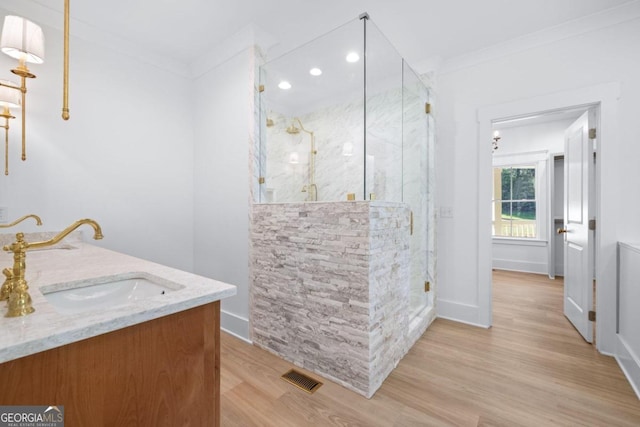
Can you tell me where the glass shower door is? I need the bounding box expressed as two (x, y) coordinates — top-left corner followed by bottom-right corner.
(403, 61), (432, 317)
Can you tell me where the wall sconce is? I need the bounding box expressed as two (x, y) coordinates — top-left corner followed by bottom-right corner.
(0, 16), (45, 162)
(492, 130), (501, 152)
(289, 152), (299, 164)
(0, 0), (72, 173)
(0, 79), (20, 175)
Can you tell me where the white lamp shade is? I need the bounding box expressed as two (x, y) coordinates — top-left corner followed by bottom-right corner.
(0, 79), (20, 108)
(1, 16), (45, 64)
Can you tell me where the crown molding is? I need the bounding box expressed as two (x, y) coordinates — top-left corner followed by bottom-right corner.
(1, 1), (278, 79)
(426, 0), (640, 75)
(0, 0), (190, 78)
(189, 24), (277, 79)
(5, 1), (638, 80)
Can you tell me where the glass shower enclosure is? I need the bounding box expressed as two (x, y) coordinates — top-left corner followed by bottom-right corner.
(258, 13), (435, 322)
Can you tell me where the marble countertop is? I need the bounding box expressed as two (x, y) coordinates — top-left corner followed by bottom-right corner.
(0, 234), (236, 364)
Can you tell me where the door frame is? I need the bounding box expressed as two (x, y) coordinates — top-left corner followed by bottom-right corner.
(477, 82), (620, 354)
(549, 152), (565, 280)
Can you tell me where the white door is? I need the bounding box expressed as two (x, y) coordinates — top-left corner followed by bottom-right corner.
(561, 110), (595, 343)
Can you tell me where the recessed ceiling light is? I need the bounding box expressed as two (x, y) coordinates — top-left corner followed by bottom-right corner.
(309, 68), (322, 76)
(346, 52), (360, 63)
(278, 81), (292, 90)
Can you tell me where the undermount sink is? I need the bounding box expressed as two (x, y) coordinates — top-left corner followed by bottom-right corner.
(42, 273), (184, 314)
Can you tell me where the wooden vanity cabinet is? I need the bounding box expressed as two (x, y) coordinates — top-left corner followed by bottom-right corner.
(0, 302), (220, 427)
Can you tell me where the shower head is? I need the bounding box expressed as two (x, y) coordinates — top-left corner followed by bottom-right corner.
(286, 123), (300, 134)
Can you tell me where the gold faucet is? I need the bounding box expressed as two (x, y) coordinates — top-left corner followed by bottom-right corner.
(0, 214), (42, 303)
(0, 214), (43, 228)
(1, 218), (103, 317)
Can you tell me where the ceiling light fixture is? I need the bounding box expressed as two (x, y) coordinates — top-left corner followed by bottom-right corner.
(346, 52), (360, 63)
(0, 0), (72, 174)
(309, 68), (322, 76)
(278, 81), (292, 90)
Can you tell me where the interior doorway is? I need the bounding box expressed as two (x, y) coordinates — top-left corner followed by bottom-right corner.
(477, 82), (620, 354)
(489, 105), (598, 343)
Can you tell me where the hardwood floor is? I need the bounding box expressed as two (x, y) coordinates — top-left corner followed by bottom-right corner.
(220, 270), (640, 426)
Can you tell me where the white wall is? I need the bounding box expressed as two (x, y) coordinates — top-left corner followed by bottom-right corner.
(193, 49), (255, 339)
(617, 242), (640, 399)
(495, 119), (571, 155)
(436, 15), (640, 354)
(492, 240), (548, 274)
(0, 6), (195, 271)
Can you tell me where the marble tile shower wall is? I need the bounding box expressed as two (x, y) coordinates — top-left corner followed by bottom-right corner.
(250, 201), (419, 398)
(263, 87), (406, 202)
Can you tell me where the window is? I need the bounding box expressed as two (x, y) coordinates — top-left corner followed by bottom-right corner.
(492, 166), (537, 238)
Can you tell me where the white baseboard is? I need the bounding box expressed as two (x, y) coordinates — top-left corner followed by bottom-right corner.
(492, 259), (547, 274)
(408, 305), (437, 350)
(221, 310), (250, 342)
(437, 299), (490, 328)
(616, 335), (640, 400)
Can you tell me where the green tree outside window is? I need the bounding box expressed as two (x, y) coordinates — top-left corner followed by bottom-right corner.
(493, 166), (536, 238)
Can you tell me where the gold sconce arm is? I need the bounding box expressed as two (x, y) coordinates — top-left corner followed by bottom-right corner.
(0, 81), (21, 92)
(9, 58), (34, 162)
(19, 76), (27, 161)
(0, 107), (15, 175)
(62, 0), (70, 120)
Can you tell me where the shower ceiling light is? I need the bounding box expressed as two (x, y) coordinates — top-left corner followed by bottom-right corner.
(289, 152), (299, 164)
(346, 52), (360, 63)
(309, 68), (322, 76)
(278, 81), (292, 90)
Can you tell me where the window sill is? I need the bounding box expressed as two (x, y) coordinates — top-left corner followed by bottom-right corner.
(492, 237), (548, 246)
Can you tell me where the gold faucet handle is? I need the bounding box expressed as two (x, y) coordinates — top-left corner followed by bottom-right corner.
(3, 232), (26, 253)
